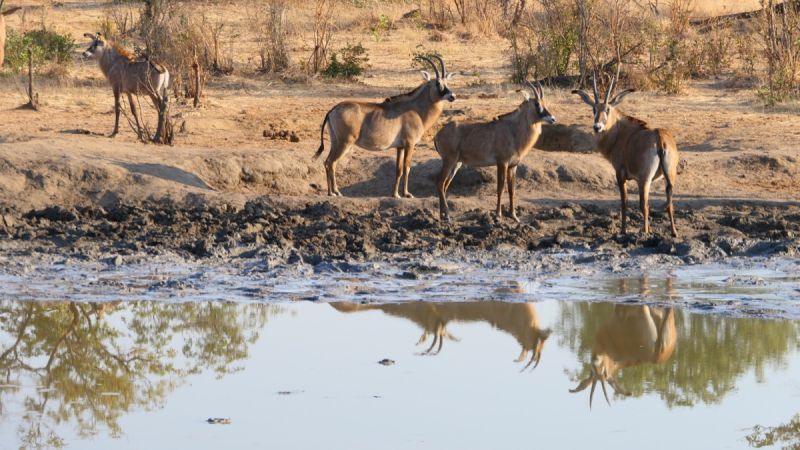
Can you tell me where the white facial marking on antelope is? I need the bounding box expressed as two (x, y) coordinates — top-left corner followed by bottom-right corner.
(433, 80), (556, 222)
(83, 32), (170, 138)
(573, 73), (679, 237)
(314, 55), (456, 199)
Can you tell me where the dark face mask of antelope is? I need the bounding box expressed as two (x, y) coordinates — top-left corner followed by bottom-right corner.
(82, 32), (106, 59)
(421, 71), (456, 102)
(572, 75), (636, 134)
(521, 81), (556, 125)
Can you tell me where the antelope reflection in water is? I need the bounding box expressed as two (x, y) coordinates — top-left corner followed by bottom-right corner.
(330, 301), (551, 369)
(570, 277), (677, 408)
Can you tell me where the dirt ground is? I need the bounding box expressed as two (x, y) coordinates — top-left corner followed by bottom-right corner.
(0, 0), (798, 266)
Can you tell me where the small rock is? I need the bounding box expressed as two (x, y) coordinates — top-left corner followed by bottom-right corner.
(206, 418), (231, 425)
(378, 358), (395, 366)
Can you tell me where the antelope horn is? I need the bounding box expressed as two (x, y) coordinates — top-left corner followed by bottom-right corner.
(431, 54), (446, 79)
(535, 80), (544, 98)
(569, 376), (593, 393)
(417, 56), (440, 79)
(600, 377), (611, 406)
(84, 32), (97, 39)
(592, 72), (599, 103)
(605, 73), (616, 104)
(526, 80), (540, 99)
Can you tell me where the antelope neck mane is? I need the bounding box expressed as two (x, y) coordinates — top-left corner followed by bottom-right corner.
(110, 44), (137, 62)
(493, 106), (522, 122)
(616, 112), (650, 130)
(383, 82), (427, 104)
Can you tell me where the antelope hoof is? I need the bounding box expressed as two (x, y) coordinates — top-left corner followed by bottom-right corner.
(403, 192), (415, 199)
(109, 131), (118, 138)
(333, 190), (342, 197)
(392, 192), (402, 199)
(510, 214), (520, 223)
(440, 212), (450, 222)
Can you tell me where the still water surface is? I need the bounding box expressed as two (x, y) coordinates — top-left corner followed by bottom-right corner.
(0, 296), (799, 449)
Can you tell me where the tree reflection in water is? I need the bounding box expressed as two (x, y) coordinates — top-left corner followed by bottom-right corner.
(0, 300), (279, 449)
(747, 413), (800, 449)
(560, 277), (800, 408)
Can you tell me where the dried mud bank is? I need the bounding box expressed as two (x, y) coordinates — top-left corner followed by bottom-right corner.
(1, 197), (798, 272)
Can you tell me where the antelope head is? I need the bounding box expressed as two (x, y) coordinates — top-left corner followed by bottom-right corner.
(82, 32), (107, 59)
(514, 328), (552, 370)
(520, 80), (556, 125)
(572, 73), (636, 134)
(417, 55), (456, 103)
(570, 353), (630, 409)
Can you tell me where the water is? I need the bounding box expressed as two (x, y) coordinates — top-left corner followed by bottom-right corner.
(1, 297), (799, 449)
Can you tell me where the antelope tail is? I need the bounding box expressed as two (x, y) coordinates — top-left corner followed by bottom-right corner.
(657, 133), (673, 192)
(313, 109), (333, 160)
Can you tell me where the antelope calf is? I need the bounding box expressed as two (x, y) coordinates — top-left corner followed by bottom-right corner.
(82, 32), (170, 137)
(573, 74), (679, 237)
(315, 56), (456, 199)
(433, 81), (555, 222)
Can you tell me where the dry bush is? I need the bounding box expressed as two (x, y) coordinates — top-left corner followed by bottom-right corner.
(248, 0), (291, 73)
(756, 0), (800, 104)
(307, 0), (335, 75)
(139, 0), (215, 101)
(508, 0), (579, 83)
(418, 0), (526, 34)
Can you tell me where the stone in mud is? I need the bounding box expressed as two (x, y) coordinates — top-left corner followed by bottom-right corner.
(26, 206), (77, 222)
(378, 358), (395, 366)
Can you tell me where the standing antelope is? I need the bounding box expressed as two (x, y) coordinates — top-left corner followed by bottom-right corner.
(570, 304), (677, 408)
(433, 81), (556, 222)
(82, 32), (170, 137)
(0, 1), (23, 68)
(572, 74), (679, 237)
(314, 56), (456, 198)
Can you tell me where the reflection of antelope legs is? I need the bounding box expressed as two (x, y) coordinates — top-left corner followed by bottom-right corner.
(416, 323), (459, 356)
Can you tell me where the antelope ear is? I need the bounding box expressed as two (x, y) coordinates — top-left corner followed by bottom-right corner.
(572, 89), (595, 106)
(520, 90), (530, 101)
(446, 72), (456, 81)
(610, 89), (636, 106)
(84, 33), (97, 39)
(420, 70), (432, 81)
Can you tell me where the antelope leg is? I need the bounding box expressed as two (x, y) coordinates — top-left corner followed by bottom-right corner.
(617, 173), (627, 235)
(507, 165), (519, 222)
(402, 144), (415, 198)
(639, 179), (652, 234)
(392, 148), (405, 199)
(496, 162), (508, 218)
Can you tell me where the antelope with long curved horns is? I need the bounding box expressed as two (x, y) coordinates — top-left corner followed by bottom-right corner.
(314, 55), (456, 198)
(82, 32), (170, 137)
(570, 304), (676, 409)
(433, 81), (555, 222)
(572, 73), (679, 237)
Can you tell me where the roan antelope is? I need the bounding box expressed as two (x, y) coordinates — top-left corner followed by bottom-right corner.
(330, 301), (551, 367)
(570, 304), (677, 408)
(0, 1), (22, 68)
(314, 56), (456, 198)
(82, 32), (170, 137)
(433, 81), (556, 222)
(572, 74), (679, 237)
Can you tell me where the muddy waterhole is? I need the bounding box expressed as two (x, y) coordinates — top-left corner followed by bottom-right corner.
(1, 260), (800, 449)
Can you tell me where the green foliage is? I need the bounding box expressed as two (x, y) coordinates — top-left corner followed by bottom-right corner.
(3, 29), (75, 71)
(369, 13), (392, 42)
(322, 42), (368, 79)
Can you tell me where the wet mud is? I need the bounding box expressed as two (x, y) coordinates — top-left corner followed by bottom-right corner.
(1, 198), (798, 268)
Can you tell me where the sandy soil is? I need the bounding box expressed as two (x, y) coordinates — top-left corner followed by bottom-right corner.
(0, 0), (798, 267)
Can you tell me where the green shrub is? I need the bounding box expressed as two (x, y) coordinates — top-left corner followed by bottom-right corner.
(322, 43), (368, 79)
(4, 29), (75, 70)
(410, 46), (442, 70)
